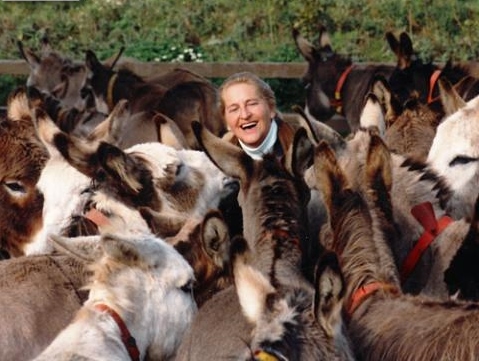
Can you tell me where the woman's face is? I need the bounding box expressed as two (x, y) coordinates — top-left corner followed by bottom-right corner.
(222, 83), (276, 147)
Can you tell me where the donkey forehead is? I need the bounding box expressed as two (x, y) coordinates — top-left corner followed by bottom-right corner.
(429, 110), (479, 164)
(127, 143), (225, 181)
(135, 236), (194, 279)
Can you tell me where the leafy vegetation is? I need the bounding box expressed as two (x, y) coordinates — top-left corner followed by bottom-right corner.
(1, 0), (478, 109)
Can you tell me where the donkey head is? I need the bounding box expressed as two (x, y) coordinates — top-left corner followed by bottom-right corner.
(18, 38), (88, 110)
(293, 26), (352, 122)
(0, 87), (49, 257)
(427, 93), (479, 221)
(386, 31), (438, 105)
(231, 236), (353, 361)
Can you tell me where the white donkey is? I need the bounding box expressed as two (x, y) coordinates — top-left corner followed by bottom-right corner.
(427, 93), (479, 221)
(34, 232), (196, 361)
(23, 107), (235, 255)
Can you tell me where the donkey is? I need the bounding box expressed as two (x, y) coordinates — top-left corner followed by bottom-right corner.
(369, 75), (440, 161)
(427, 93), (479, 222)
(0, 87), (49, 257)
(303, 95), (471, 298)
(22, 107), (236, 256)
(386, 31), (479, 109)
(28, 86), (189, 149)
(292, 26), (394, 133)
(0, 250), (90, 361)
(33, 232), (196, 361)
(175, 122), (355, 360)
(228, 235), (354, 361)
(18, 36), (90, 110)
(18, 36), (125, 111)
(84, 50), (226, 149)
(312, 133), (479, 361)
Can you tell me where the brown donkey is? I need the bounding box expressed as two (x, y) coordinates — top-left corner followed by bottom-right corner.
(175, 123), (355, 360)
(312, 133), (479, 361)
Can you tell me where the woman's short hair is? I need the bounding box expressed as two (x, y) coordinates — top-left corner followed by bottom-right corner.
(218, 71), (276, 115)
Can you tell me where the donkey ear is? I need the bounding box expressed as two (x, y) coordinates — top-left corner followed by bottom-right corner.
(398, 32), (414, 68)
(312, 140), (348, 211)
(292, 105), (346, 152)
(231, 236), (275, 323)
(154, 112), (190, 150)
(438, 77), (466, 116)
(88, 99), (130, 145)
(359, 93), (386, 136)
(138, 206), (186, 238)
(85, 50), (103, 72)
(285, 127), (313, 178)
(48, 234), (102, 263)
(313, 251), (345, 338)
(370, 75), (402, 127)
(292, 27), (315, 63)
(18, 42), (40, 68)
(201, 209), (230, 268)
(97, 142), (144, 195)
(365, 132), (393, 197)
(385, 31), (400, 57)
(192, 121), (252, 183)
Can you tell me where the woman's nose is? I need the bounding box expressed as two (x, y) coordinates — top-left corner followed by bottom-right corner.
(239, 106), (251, 119)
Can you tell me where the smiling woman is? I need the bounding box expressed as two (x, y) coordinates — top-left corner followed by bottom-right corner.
(219, 71), (295, 159)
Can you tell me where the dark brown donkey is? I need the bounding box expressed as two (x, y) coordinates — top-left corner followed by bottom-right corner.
(175, 123), (355, 360)
(312, 132), (479, 361)
(386, 31), (479, 110)
(293, 26), (394, 133)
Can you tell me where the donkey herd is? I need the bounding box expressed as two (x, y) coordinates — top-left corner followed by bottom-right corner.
(2, 25), (479, 360)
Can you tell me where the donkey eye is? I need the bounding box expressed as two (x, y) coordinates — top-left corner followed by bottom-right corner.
(449, 156), (477, 167)
(180, 279), (195, 293)
(4, 181), (26, 194)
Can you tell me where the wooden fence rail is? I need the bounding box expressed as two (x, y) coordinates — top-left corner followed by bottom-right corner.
(0, 59), (307, 79)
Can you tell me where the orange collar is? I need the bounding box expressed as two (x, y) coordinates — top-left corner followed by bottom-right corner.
(330, 65), (354, 114)
(94, 304), (140, 361)
(347, 281), (399, 316)
(427, 69), (442, 104)
(107, 73), (118, 112)
(400, 202), (453, 283)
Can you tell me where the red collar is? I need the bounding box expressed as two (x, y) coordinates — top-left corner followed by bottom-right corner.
(427, 69), (442, 104)
(94, 304), (140, 361)
(347, 281), (399, 316)
(85, 207), (111, 228)
(330, 65), (354, 114)
(400, 201), (453, 283)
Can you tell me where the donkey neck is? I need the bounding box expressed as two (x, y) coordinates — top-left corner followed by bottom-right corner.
(331, 190), (400, 310)
(241, 164), (310, 287)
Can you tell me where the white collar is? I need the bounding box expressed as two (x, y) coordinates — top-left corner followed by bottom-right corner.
(239, 120), (278, 160)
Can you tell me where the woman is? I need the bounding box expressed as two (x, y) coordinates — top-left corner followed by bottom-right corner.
(219, 71), (295, 159)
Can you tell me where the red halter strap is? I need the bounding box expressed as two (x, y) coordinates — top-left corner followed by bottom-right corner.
(94, 304), (140, 361)
(400, 201), (453, 283)
(330, 65), (354, 114)
(347, 281), (399, 316)
(427, 69), (442, 104)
